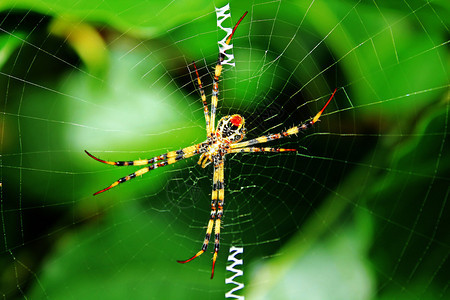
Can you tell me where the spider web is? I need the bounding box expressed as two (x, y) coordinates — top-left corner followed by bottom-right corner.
(0, 0), (449, 299)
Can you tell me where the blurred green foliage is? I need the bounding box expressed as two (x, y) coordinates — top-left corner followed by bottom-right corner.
(0, 0), (448, 299)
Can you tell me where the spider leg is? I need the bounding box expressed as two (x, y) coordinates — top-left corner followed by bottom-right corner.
(192, 62), (211, 137)
(177, 160), (220, 273)
(228, 147), (296, 153)
(211, 160), (224, 279)
(91, 146), (201, 196)
(209, 63), (220, 135)
(230, 88), (337, 149)
(209, 11), (247, 135)
(85, 144), (202, 167)
(312, 88), (337, 124)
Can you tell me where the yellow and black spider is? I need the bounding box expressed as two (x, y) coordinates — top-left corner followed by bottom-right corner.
(85, 11), (336, 279)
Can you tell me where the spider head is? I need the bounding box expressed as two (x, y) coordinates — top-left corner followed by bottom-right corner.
(217, 114), (246, 143)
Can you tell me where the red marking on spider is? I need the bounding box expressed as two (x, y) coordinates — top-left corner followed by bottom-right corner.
(312, 88), (337, 124)
(226, 11), (248, 45)
(85, 150), (113, 165)
(230, 115), (243, 126)
(93, 185), (114, 196)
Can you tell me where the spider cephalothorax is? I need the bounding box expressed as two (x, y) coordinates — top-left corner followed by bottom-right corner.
(197, 115), (246, 168)
(85, 10), (336, 279)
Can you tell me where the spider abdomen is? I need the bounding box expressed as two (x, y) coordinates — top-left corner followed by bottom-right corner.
(216, 114), (246, 143)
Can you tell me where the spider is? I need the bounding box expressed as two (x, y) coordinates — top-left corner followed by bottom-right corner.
(85, 11), (336, 279)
